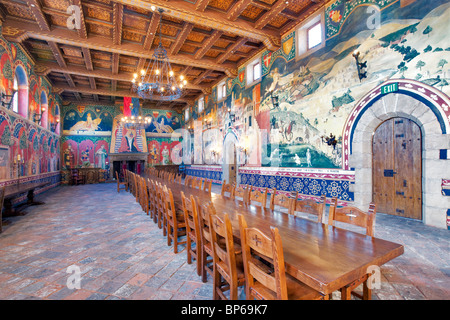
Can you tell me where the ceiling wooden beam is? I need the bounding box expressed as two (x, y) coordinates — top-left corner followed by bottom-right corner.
(255, 0), (286, 29)
(112, 2), (123, 45)
(81, 47), (93, 71)
(226, 0), (253, 21)
(2, 19), (236, 75)
(193, 69), (212, 85)
(48, 41), (66, 68)
(26, 0), (50, 31)
(112, 53), (119, 75)
(69, 0), (88, 39)
(194, 30), (223, 60)
(217, 37), (247, 64)
(113, 0), (280, 51)
(170, 22), (193, 56)
(143, 11), (161, 50)
(54, 84), (191, 103)
(36, 61), (208, 92)
(195, 0), (210, 12)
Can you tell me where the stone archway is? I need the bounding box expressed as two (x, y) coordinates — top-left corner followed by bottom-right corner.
(345, 79), (450, 229)
(222, 130), (241, 185)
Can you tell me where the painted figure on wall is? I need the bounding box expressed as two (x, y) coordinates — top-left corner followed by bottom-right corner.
(70, 112), (102, 132)
(148, 141), (160, 165)
(161, 145), (170, 165)
(118, 127), (141, 153)
(95, 145), (107, 169)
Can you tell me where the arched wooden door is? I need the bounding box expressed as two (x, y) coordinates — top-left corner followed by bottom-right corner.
(372, 117), (422, 219)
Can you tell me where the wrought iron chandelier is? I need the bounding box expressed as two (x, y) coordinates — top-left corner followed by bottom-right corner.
(131, 8), (187, 101)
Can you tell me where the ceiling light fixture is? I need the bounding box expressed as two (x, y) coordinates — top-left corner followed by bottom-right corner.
(131, 8), (187, 101)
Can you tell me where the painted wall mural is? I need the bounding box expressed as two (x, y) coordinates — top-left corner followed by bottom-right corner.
(61, 104), (183, 169)
(0, 27), (61, 183)
(190, 0), (450, 171)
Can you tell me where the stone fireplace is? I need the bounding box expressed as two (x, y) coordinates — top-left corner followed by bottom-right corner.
(109, 152), (148, 180)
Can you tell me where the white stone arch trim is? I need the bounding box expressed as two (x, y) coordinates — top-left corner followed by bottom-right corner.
(342, 79), (450, 170)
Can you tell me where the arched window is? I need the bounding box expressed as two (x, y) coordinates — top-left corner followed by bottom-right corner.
(13, 65), (28, 118)
(12, 74), (19, 113)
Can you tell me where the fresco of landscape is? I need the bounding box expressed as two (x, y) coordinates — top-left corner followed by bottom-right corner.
(255, 0), (450, 168)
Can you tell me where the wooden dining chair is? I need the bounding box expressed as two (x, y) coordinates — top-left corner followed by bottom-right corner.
(147, 179), (156, 220)
(292, 195), (326, 223)
(134, 173), (140, 203)
(163, 187), (187, 254)
(269, 189), (296, 214)
(184, 175), (193, 187)
(141, 177), (150, 215)
(193, 177), (204, 190)
(328, 198), (377, 300)
(198, 200), (216, 283)
(234, 184), (249, 203)
(208, 212), (245, 300)
(248, 186), (268, 207)
(181, 191), (201, 276)
(154, 181), (165, 229)
(221, 180), (235, 199)
(175, 174), (182, 184)
(116, 171), (127, 193)
(238, 214), (326, 300)
(203, 179), (212, 194)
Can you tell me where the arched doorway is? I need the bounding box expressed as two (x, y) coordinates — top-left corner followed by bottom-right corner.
(222, 131), (240, 185)
(372, 117), (422, 219)
(345, 79), (450, 229)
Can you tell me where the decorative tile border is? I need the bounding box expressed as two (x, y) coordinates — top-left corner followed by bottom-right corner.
(442, 179), (450, 196)
(185, 165), (223, 184)
(239, 166), (355, 206)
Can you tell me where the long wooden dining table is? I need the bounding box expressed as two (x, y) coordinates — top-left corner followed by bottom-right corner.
(141, 173), (404, 296)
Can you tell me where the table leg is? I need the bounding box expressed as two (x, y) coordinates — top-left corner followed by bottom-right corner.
(2, 198), (24, 217)
(27, 190), (45, 206)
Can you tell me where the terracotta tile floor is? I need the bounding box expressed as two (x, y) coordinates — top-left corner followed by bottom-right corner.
(0, 183), (448, 300)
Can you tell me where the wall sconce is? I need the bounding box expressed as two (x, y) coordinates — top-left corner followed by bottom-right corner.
(51, 118), (60, 132)
(352, 50), (367, 81)
(270, 90), (279, 109)
(227, 107), (235, 124)
(1, 90), (17, 109)
(321, 133), (338, 150)
(203, 117), (212, 129)
(33, 106), (46, 124)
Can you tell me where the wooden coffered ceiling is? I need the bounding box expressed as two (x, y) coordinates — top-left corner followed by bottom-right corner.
(0, 0), (327, 110)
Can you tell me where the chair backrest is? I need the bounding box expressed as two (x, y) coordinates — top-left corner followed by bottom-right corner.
(269, 189), (296, 213)
(203, 179), (212, 193)
(162, 186), (177, 224)
(209, 212), (239, 289)
(181, 191), (200, 244)
(328, 198), (376, 236)
(234, 184), (249, 203)
(198, 200), (216, 251)
(292, 195), (326, 223)
(193, 177), (204, 190)
(221, 180), (235, 199)
(185, 175), (193, 187)
(248, 186), (268, 207)
(238, 214), (288, 300)
(175, 174), (182, 184)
